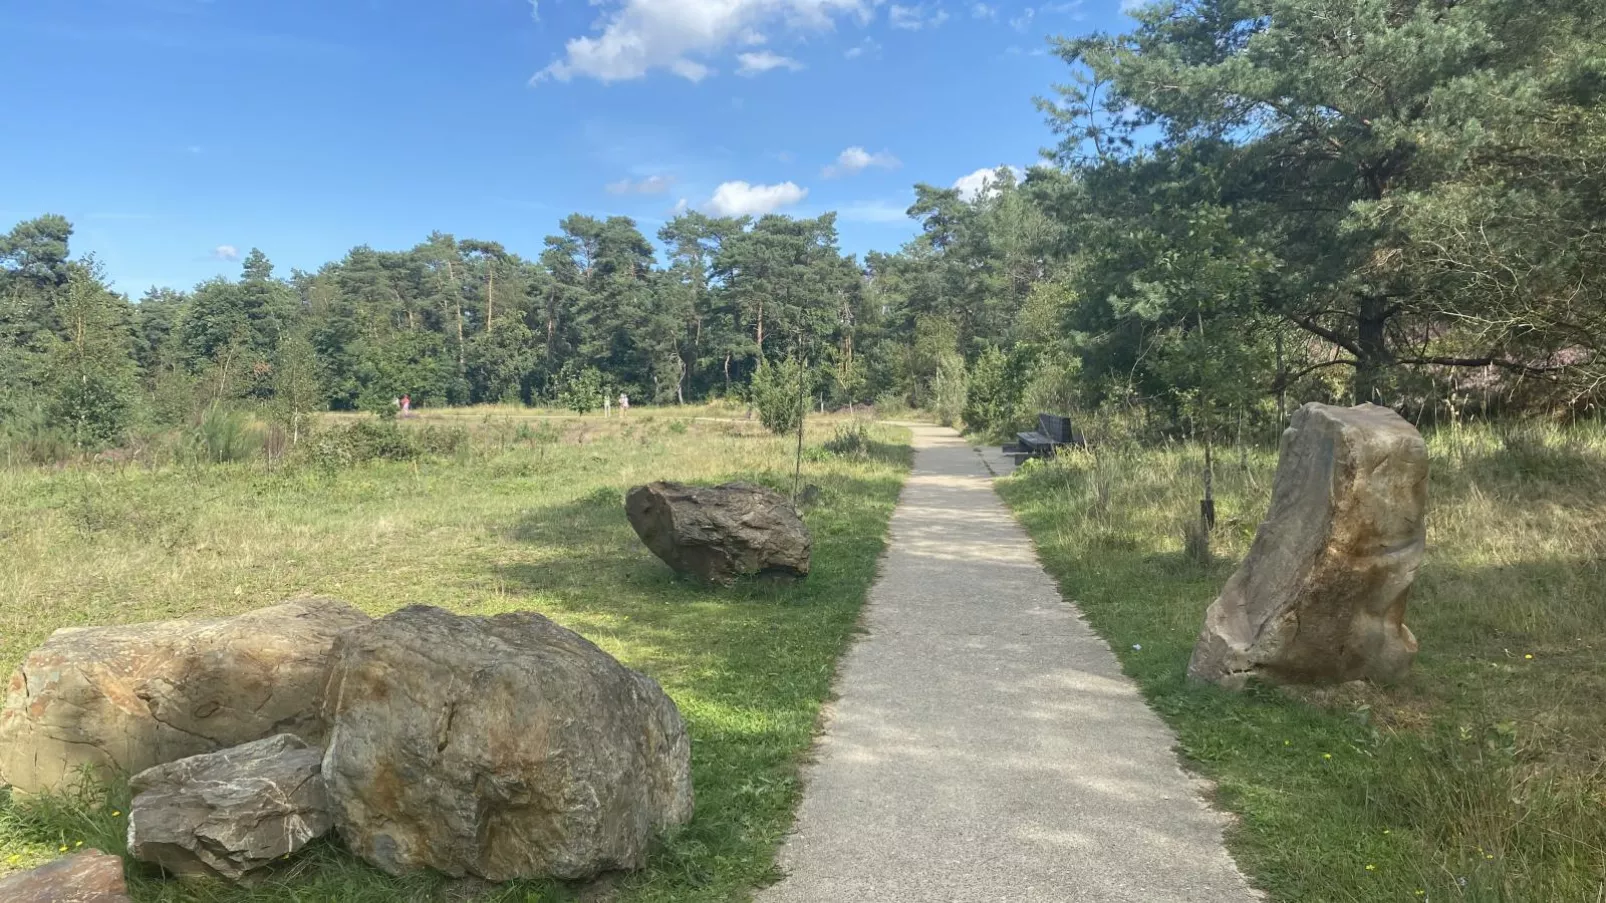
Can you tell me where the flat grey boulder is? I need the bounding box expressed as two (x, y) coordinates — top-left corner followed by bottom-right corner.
(625, 481), (811, 584)
(0, 597), (369, 793)
(127, 733), (332, 880)
(1188, 402), (1428, 688)
(0, 850), (131, 902)
(321, 605), (693, 882)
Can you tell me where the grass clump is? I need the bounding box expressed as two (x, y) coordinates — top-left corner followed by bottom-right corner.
(0, 411), (911, 902)
(996, 421), (1606, 903)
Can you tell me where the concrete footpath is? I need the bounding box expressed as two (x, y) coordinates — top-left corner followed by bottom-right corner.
(759, 424), (1260, 902)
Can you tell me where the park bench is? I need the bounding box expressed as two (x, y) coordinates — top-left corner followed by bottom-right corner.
(1004, 413), (1085, 465)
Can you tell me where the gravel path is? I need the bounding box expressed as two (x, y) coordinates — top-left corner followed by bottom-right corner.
(758, 424), (1261, 902)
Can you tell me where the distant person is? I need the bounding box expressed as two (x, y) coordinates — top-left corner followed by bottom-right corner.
(401, 394), (412, 417)
(619, 392), (630, 414)
(604, 395), (612, 418)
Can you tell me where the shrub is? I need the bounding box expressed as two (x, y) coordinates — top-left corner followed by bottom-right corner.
(557, 364), (606, 415)
(300, 418), (467, 467)
(929, 352), (967, 428)
(823, 422), (871, 458)
(183, 408), (263, 464)
(751, 358), (808, 437)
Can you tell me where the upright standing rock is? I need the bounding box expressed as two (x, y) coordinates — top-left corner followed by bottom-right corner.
(625, 481), (811, 584)
(321, 605), (694, 882)
(1188, 403), (1428, 688)
(0, 850), (131, 902)
(0, 598), (369, 794)
(127, 733), (333, 880)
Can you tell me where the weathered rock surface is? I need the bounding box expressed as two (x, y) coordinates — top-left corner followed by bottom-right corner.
(625, 481), (811, 584)
(0, 850), (132, 902)
(321, 605), (693, 882)
(127, 733), (332, 880)
(0, 598), (370, 794)
(1188, 402), (1428, 688)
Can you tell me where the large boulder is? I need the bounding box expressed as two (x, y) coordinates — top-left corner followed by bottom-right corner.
(0, 598), (369, 794)
(1188, 403), (1428, 688)
(0, 850), (131, 902)
(321, 605), (694, 882)
(127, 733), (333, 880)
(625, 481), (811, 584)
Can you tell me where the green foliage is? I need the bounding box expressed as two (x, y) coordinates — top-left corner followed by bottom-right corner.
(299, 418), (469, 468)
(929, 352), (967, 429)
(183, 408), (263, 464)
(556, 362), (606, 415)
(750, 357), (808, 436)
(41, 265), (141, 450)
(961, 346), (1016, 437)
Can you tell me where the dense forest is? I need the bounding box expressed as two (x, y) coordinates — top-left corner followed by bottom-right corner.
(4, 0), (1603, 454)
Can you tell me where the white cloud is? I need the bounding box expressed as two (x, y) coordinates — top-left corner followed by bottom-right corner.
(952, 165), (1025, 201)
(706, 180), (808, 216)
(669, 58), (714, 81)
(971, 2), (996, 18)
(844, 37), (880, 58)
(528, 0), (540, 21)
(1119, 0), (1145, 11)
(736, 51), (804, 75)
(1009, 7), (1035, 30)
(889, 3), (949, 29)
(823, 146), (901, 178)
(606, 174), (676, 195)
(213, 245), (240, 261)
(671, 198), (690, 215)
(536, 0), (870, 84)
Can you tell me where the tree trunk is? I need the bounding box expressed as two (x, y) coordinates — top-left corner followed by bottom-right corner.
(446, 260), (465, 376)
(1353, 295), (1393, 404)
(485, 266), (494, 334)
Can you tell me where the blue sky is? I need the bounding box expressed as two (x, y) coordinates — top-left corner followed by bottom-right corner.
(1, 0), (1130, 295)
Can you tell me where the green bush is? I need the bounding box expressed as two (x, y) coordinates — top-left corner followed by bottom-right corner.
(751, 358), (808, 437)
(300, 419), (468, 467)
(823, 422), (871, 458)
(183, 408), (263, 464)
(929, 353), (967, 428)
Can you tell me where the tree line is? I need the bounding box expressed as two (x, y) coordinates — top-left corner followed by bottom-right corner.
(4, 0), (1602, 453)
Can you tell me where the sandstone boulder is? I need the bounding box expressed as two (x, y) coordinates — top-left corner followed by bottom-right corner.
(0, 850), (131, 903)
(0, 598), (369, 794)
(127, 733), (332, 880)
(1188, 403), (1428, 688)
(321, 605), (693, 882)
(625, 481), (811, 584)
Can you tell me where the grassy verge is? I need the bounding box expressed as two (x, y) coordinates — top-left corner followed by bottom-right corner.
(995, 422), (1606, 903)
(0, 411), (911, 903)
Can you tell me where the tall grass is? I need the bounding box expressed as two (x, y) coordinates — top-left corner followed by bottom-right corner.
(0, 412), (910, 902)
(998, 421), (1606, 902)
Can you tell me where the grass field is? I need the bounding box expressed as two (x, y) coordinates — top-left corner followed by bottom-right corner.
(997, 421), (1606, 903)
(0, 407), (911, 902)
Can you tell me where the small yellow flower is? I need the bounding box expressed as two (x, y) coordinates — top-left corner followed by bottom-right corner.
(1485, 853), (1494, 860)
(1383, 829), (1391, 835)
(1283, 740), (1291, 746)
(1323, 753), (1333, 759)
(74, 841), (82, 847)
(1524, 654), (1534, 660)
(1417, 891), (1426, 897)
(1365, 864), (1376, 871)
(58, 845), (67, 852)
(111, 810), (121, 817)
